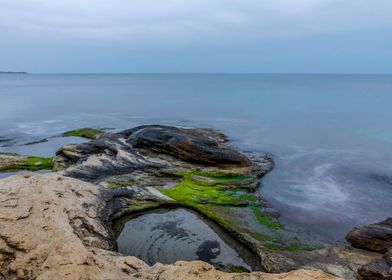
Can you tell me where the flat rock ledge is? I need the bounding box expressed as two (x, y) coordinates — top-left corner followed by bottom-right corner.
(0, 173), (340, 280)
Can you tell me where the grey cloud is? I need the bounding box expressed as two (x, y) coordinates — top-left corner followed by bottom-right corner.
(1, 0), (392, 42)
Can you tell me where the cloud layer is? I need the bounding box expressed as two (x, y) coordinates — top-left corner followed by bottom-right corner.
(0, 0), (391, 72)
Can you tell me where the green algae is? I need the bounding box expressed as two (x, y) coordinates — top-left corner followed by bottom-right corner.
(227, 265), (250, 273)
(238, 194), (258, 202)
(160, 173), (256, 207)
(25, 138), (48, 145)
(63, 128), (104, 139)
(250, 204), (283, 230)
(106, 183), (122, 190)
(111, 170), (312, 254)
(263, 240), (314, 252)
(159, 172), (281, 233)
(0, 156), (53, 172)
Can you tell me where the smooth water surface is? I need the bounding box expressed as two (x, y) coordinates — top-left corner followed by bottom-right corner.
(116, 209), (251, 270)
(1, 73), (392, 243)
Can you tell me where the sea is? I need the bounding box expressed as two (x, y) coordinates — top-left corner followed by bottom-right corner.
(1, 73), (391, 244)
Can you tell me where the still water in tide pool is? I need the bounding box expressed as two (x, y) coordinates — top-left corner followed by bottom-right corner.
(1, 73), (392, 244)
(116, 209), (251, 270)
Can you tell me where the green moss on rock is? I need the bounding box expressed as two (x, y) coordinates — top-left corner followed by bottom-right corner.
(250, 204), (283, 230)
(127, 199), (167, 212)
(63, 128), (103, 139)
(160, 173), (254, 207)
(0, 156), (53, 172)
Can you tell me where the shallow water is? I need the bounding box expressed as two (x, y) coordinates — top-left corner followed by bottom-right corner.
(116, 209), (252, 270)
(1, 73), (392, 243)
(0, 136), (88, 157)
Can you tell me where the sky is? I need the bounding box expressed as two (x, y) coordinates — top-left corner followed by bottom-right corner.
(0, 0), (392, 73)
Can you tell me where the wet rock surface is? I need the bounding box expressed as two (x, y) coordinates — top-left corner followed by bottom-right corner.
(127, 125), (252, 166)
(358, 259), (392, 280)
(346, 218), (392, 253)
(346, 219), (392, 279)
(0, 153), (29, 170)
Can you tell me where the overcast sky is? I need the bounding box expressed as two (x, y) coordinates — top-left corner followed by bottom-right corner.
(1, 0), (392, 73)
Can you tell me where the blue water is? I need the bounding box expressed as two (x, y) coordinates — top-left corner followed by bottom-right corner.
(1, 73), (392, 243)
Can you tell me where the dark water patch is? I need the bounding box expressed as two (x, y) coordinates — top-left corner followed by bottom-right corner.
(115, 208), (258, 271)
(196, 240), (221, 262)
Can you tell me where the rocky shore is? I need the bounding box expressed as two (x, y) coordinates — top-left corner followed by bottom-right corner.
(0, 125), (390, 279)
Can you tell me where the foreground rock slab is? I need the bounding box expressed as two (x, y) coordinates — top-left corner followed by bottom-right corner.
(0, 173), (340, 280)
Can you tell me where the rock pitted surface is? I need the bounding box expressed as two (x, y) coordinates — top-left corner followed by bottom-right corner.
(0, 173), (341, 280)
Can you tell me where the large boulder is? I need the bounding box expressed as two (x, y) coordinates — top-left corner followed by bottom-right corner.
(127, 125), (252, 166)
(346, 218), (392, 253)
(53, 125), (256, 182)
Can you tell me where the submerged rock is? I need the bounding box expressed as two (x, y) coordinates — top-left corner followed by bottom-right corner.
(346, 218), (392, 253)
(24, 138), (49, 145)
(62, 127), (104, 139)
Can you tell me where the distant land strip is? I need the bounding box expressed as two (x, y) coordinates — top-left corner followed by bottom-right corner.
(0, 71), (28, 74)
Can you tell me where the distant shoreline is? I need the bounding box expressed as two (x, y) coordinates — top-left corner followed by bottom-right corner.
(0, 71), (28, 74)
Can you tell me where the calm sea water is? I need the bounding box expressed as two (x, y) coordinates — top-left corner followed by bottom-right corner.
(1, 73), (392, 243)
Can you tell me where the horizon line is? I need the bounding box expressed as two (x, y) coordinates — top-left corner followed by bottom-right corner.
(2, 72), (392, 75)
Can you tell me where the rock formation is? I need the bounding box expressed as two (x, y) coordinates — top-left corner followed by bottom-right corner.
(0, 173), (341, 280)
(0, 125), (386, 279)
